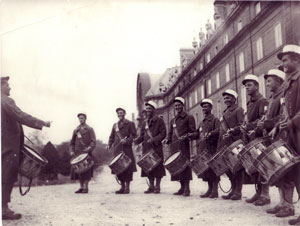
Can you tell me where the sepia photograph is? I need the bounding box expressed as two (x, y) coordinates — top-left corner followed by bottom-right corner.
(1, 0), (300, 225)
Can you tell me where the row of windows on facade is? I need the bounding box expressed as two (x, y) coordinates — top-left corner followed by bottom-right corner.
(151, 3), (277, 109)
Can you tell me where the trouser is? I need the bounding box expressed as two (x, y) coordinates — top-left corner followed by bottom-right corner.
(227, 170), (243, 195)
(2, 182), (14, 207)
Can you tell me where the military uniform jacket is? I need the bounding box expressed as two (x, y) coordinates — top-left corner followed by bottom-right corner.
(196, 114), (220, 155)
(245, 93), (268, 131)
(217, 104), (244, 150)
(263, 87), (283, 132)
(167, 111), (197, 158)
(1, 95), (44, 184)
(108, 119), (137, 173)
(281, 70), (300, 155)
(70, 123), (96, 155)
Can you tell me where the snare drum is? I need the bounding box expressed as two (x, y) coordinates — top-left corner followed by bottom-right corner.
(207, 146), (229, 176)
(223, 139), (245, 174)
(164, 151), (188, 176)
(109, 152), (132, 175)
(70, 153), (94, 174)
(137, 149), (162, 174)
(254, 139), (300, 186)
(238, 138), (270, 175)
(188, 150), (211, 177)
(19, 144), (48, 180)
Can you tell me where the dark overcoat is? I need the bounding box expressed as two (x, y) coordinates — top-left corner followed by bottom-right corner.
(1, 95), (44, 184)
(108, 119), (137, 178)
(136, 115), (166, 178)
(196, 114), (220, 181)
(70, 123), (96, 180)
(167, 111), (197, 181)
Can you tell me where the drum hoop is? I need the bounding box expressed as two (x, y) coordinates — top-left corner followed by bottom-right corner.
(227, 139), (244, 149)
(109, 152), (124, 166)
(70, 153), (89, 165)
(164, 151), (181, 165)
(23, 144), (48, 165)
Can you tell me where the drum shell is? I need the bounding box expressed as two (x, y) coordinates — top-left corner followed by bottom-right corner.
(137, 149), (162, 174)
(254, 139), (300, 186)
(164, 151), (188, 176)
(223, 139), (244, 174)
(207, 147), (229, 176)
(19, 145), (48, 180)
(188, 150), (211, 177)
(238, 138), (270, 175)
(109, 152), (132, 175)
(70, 153), (95, 174)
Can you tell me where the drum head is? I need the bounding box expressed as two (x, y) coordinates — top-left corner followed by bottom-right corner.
(109, 152), (123, 166)
(23, 145), (48, 164)
(71, 153), (88, 164)
(165, 152), (181, 165)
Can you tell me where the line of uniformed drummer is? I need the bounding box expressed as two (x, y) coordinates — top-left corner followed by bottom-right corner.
(105, 44), (300, 225)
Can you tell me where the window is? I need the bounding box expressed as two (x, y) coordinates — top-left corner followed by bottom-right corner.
(223, 34), (229, 45)
(193, 69), (197, 77)
(274, 22), (282, 48)
(189, 94), (193, 108)
(256, 37), (263, 60)
(241, 86), (247, 112)
(239, 52), (245, 73)
(194, 90), (198, 104)
(206, 53), (211, 63)
(201, 84), (205, 99)
(216, 72), (220, 89)
(200, 62), (204, 70)
(255, 2), (261, 15)
(237, 20), (243, 32)
(207, 79), (212, 95)
(225, 64), (230, 82)
(258, 73), (266, 97)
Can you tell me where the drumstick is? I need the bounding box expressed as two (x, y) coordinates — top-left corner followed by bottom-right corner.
(24, 135), (35, 145)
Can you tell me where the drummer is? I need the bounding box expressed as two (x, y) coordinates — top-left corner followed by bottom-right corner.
(1, 76), (51, 220)
(273, 44), (300, 225)
(241, 74), (270, 206)
(134, 101), (166, 194)
(195, 98), (220, 198)
(217, 89), (244, 201)
(70, 112), (96, 194)
(164, 97), (197, 196)
(256, 69), (293, 217)
(108, 107), (137, 194)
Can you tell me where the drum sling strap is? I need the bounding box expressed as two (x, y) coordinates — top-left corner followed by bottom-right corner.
(19, 176), (32, 196)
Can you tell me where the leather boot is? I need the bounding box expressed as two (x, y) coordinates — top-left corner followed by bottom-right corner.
(154, 178), (161, 194)
(289, 215), (300, 225)
(209, 181), (218, 198)
(231, 174), (243, 200)
(2, 204), (22, 220)
(246, 183), (261, 203)
(145, 178), (155, 194)
(222, 179), (235, 200)
(255, 184), (270, 206)
(183, 181), (190, 197)
(116, 181), (125, 194)
(124, 181), (130, 194)
(200, 181), (212, 198)
(173, 181), (184, 195)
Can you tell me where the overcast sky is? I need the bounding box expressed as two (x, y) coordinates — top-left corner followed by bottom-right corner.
(0, 0), (214, 144)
